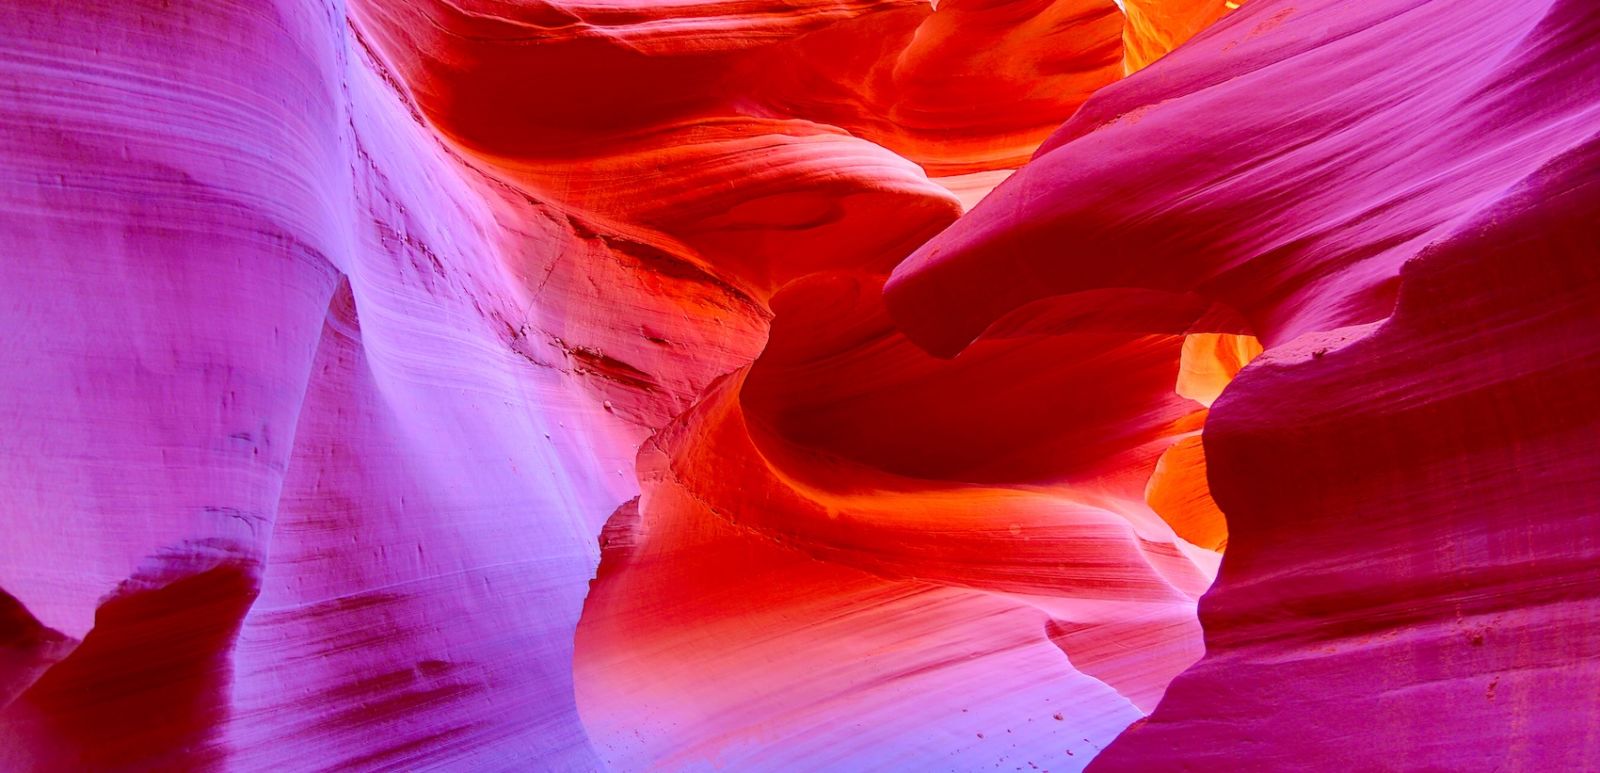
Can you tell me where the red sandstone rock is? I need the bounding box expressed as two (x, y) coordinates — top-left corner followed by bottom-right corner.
(886, 0), (1600, 768)
(7, 0), (1592, 769)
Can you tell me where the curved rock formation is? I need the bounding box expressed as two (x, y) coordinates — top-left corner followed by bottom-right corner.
(886, 0), (1600, 768)
(3, 0), (1219, 767)
(575, 270), (1221, 768)
(4, 0), (1595, 769)
(0, 2), (662, 767)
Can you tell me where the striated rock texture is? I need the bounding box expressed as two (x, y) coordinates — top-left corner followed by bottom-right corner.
(0, 2), (671, 768)
(887, 0), (1600, 769)
(2, 0), (1597, 771)
(0, 0), (1222, 769)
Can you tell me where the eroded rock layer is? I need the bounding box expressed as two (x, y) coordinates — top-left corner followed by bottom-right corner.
(887, 0), (1600, 769)
(3, 0), (1597, 770)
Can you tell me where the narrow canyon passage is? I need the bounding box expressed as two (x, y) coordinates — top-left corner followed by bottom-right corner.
(348, 0), (1244, 766)
(2, 0), (1598, 770)
(574, 271), (1240, 768)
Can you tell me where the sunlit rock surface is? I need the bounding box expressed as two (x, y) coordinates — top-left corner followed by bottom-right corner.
(3, 0), (1597, 769)
(887, 0), (1600, 769)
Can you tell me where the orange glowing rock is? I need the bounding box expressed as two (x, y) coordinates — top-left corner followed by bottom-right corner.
(1144, 435), (1227, 552)
(26, 0), (1566, 769)
(1176, 333), (1264, 408)
(1120, 0), (1235, 73)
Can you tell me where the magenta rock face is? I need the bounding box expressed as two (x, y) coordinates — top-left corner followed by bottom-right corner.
(886, 0), (1600, 769)
(1, 2), (644, 768)
(3, 0), (1599, 770)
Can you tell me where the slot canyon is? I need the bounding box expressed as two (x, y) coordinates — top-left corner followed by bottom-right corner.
(2, 0), (1597, 770)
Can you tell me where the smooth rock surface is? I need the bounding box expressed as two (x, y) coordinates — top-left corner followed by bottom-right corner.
(886, 0), (1600, 768)
(5, 0), (1596, 769)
